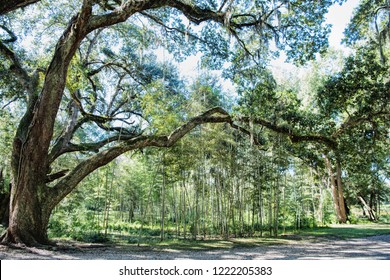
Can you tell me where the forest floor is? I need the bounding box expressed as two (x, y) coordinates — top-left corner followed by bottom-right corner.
(1, 226), (390, 260)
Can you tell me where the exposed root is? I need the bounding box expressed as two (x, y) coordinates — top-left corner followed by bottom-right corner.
(0, 229), (56, 248)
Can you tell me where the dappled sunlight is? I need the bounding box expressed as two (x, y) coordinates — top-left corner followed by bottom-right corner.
(1, 233), (389, 260)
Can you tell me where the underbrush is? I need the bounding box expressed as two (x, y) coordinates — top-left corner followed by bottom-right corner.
(47, 220), (390, 248)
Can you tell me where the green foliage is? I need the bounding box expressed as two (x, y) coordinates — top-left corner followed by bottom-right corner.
(344, 0), (390, 64)
(141, 77), (186, 133)
(0, 110), (16, 192)
(276, 0), (345, 64)
(344, 0), (390, 45)
(317, 46), (389, 117)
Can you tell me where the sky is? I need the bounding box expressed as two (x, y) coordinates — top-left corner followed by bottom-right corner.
(326, 0), (361, 49)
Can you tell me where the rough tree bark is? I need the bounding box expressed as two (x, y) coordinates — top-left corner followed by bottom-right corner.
(0, 0), (41, 15)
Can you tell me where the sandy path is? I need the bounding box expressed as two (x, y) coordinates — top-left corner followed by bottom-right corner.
(1, 235), (389, 260)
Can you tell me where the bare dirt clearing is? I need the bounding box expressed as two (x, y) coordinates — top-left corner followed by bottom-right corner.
(1, 234), (389, 260)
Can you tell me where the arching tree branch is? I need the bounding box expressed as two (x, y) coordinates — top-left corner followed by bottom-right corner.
(48, 106), (229, 205)
(0, 38), (35, 96)
(49, 105), (343, 206)
(237, 116), (338, 150)
(0, 0), (41, 15)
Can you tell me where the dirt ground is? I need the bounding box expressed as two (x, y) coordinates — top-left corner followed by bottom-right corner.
(1, 234), (389, 260)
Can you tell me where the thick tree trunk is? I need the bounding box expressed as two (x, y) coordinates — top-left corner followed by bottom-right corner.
(1, 182), (53, 246)
(1, 0), (157, 246)
(324, 155), (347, 223)
(1, 5), (92, 246)
(335, 160), (347, 222)
(1, 117), (55, 245)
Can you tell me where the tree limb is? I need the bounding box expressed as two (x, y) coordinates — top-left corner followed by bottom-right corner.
(0, 25), (17, 43)
(0, 39), (35, 96)
(237, 116), (338, 150)
(166, 0), (224, 25)
(140, 11), (208, 45)
(45, 169), (70, 183)
(86, 0), (169, 31)
(48, 106), (229, 205)
(0, 0), (41, 15)
(332, 110), (390, 138)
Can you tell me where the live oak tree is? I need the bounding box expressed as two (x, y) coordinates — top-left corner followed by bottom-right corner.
(322, 0), (390, 221)
(318, 45), (389, 222)
(234, 37), (389, 223)
(0, 0), (346, 245)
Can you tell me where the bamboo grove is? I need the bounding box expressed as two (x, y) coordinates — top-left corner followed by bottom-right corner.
(49, 128), (338, 242)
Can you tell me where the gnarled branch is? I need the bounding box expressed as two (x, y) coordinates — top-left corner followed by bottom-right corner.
(238, 116), (338, 150)
(0, 0), (41, 15)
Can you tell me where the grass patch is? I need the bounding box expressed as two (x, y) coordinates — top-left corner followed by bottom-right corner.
(51, 223), (390, 252)
(297, 224), (390, 239)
